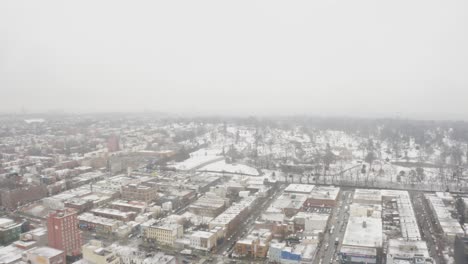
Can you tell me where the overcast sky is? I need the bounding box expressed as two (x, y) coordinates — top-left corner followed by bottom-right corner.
(1, 0), (467, 119)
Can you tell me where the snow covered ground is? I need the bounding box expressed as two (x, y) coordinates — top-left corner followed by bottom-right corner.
(171, 148), (223, 170)
(197, 160), (260, 176)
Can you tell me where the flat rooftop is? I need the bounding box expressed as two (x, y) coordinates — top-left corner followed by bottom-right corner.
(309, 186), (340, 201)
(343, 216), (383, 249)
(191, 231), (215, 239)
(27, 246), (63, 257)
(0, 218), (15, 228)
(78, 213), (123, 227)
(353, 189), (382, 204)
(284, 184), (315, 194)
(0, 245), (23, 263)
(387, 239), (430, 259)
(271, 193), (307, 210)
(340, 245), (377, 256)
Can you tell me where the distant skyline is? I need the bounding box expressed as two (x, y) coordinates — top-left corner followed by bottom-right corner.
(1, 1), (467, 120)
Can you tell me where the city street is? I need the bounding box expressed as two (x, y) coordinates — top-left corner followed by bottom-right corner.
(315, 190), (352, 264)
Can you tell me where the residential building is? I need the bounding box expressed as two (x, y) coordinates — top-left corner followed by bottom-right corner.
(425, 193), (464, 242)
(109, 200), (147, 214)
(386, 239), (432, 264)
(234, 229), (272, 258)
(121, 184), (158, 203)
(142, 220), (183, 246)
(82, 240), (120, 264)
(110, 244), (176, 264)
(305, 186), (340, 208)
(47, 209), (82, 257)
(78, 213), (123, 235)
(90, 208), (136, 222)
(209, 196), (257, 237)
(189, 194), (228, 217)
(23, 246), (66, 264)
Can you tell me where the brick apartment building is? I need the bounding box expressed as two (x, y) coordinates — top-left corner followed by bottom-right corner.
(47, 209), (82, 257)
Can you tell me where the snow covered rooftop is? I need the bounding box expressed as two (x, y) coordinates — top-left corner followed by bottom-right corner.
(353, 189), (382, 204)
(284, 184), (315, 194)
(343, 216), (383, 249)
(27, 246), (63, 258)
(387, 239), (430, 260)
(309, 186), (340, 200)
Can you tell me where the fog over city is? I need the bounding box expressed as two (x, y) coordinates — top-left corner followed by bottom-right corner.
(1, 0), (468, 119)
(3, 2), (468, 264)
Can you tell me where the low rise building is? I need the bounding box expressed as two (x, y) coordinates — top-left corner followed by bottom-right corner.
(14, 227), (48, 250)
(425, 193), (464, 242)
(353, 189), (382, 205)
(339, 245), (378, 264)
(340, 216), (382, 264)
(91, 208), (136, 222)
(109, 200), (147, 214)
(188, 194), (228, 217)
(292, 212), (330, 235)
(190, 231), (217, 252)
(78, 213), (123, 235)
(121, 183), (158, 203)
(284, 184), (315, 195)
(142, 220), (183, 246)
(269, 242), (317, 264)
(269, 193), (307, 218)
(0, 244), (24, 264)
(23, 246), (66, 264)
(386, 239), (432, 264)
(110, 244), (176, 264)
(0, 218), (22, 246)
(82, 240), (120, 264)
(64, 198), (94, 213)
(234, 229), (272, 259)
(305, 186), (340, 208)
(382, 190), (421, 241)
(209, 196), (257, 237)
(349, 203), (382, 218)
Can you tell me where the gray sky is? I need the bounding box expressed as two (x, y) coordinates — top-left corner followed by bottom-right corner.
(1, 0), (467, 119)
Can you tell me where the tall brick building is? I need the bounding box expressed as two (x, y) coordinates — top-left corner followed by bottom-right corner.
(47, 209), (82, 257)
(107, 135), (120, 152)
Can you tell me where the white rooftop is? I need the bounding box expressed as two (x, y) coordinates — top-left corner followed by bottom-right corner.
(309, 186), (340, 200)
(343, 216), (383, 248)
(27, 246), (63, 257)
(191, 231), (215, 239)
(284, 184), (315, 194)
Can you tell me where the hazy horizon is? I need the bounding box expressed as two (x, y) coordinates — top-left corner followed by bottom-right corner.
(1, 0), (467, 120)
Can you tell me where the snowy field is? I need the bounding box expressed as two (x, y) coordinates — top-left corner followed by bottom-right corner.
(171, 148), (223, 170)
(197, 160), (260, 176)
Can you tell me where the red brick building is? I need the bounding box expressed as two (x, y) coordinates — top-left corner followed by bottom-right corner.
(107, 135), (120, 152)
(47, 209), (82, 257)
